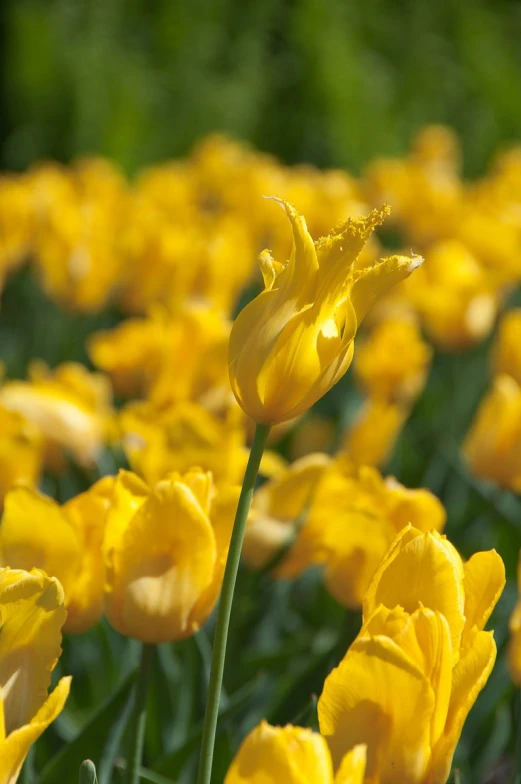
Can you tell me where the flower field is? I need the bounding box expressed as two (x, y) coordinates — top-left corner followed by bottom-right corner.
(2, 3), (521, 782)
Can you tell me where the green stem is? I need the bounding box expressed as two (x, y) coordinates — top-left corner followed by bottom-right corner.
(196, 422), (271, 784)
(125, 643), (154, 784)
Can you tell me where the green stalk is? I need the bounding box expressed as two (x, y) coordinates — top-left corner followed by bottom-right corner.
(196, 422), (271, 784)
(125, 643), (155, 784)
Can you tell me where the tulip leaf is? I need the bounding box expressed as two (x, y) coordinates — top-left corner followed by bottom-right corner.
(79, 760), (98, 784)
(40, 670), (136, 784)
(152, 677), (260, 776)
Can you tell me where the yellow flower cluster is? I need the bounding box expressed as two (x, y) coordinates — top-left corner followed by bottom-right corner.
(318, 526), (504, 784)
(244, 451), (445, 608)
(365, 126), (521, 351)
(226, 527), (504, 784)
(0, 468), (239, 641)
(0, 127), (516, 780)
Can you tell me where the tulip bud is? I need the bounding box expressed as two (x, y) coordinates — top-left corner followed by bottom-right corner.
(228, 199), (421, 425)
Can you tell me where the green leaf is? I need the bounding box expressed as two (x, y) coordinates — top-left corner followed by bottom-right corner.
(40, 671), (136, 784)
(79, 760), (98, 784)
(152, 678), (260, 777)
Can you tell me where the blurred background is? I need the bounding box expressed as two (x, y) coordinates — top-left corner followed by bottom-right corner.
(2, 0), (521, 175)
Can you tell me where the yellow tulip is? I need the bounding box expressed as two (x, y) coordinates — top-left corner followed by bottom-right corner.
(364, 125), (463, 246)
(224, 720), (366, 784)
(0, 174), (33, 285)
(30, 158), (128, 312)
(89, 304), (231, 409)
(0, 406), (43, 503)
(293, 457), (445, 608)
(463, 374), (521, 491)
(342, 397), (409, 468)
(103, 468), (239, 643)
(243, 453), (331, 571)
(354, 318), (432, 404)
(0, 478), (114, 633)
(494, 308), (521, 385)
(0, 567), (71, 784)
(228, 200), (422, 425)
(508, 552), (521, 686)
(0, 361), (113, 471)
(407, 239), (497, 350)
(319, 526), (505, 784)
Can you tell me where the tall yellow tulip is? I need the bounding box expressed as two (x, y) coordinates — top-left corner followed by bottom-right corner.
(228, 200), (422, 425)
(103, 468), (238, 643)
(318, 526), (505, 784)
(0, 567), (70, 784)
(224, 721), (366, 784)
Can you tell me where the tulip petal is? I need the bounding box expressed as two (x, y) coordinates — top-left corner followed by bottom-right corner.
(103, 469), (149, 558)
(429, 631), (496, 784)
(334, 744), (367, 784)
(461, 550), (505, 645)
(363, 528), (465, 658)
(318, 635), (434, 783)
(224, 720), (332, 784)
(61, 481), (114, 633)
(0, 486), (81, 602)
(0, 675), (71, 784)
(0, 570), (67, 734)
(105, 479), (217, 643)
(349, 254), (423, 326)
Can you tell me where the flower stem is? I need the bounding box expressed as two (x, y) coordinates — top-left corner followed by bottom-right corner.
(125, 643), (154, 784)
(196, 422), (271, 784)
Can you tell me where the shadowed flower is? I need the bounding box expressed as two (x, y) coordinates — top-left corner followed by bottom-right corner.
(224, 720), (366, 784)
(0, 567), (70, 783)
(0, 478), (114, 633)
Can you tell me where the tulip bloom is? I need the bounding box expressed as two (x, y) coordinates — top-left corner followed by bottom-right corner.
(342, 397), (409, 468)
(224, 721), (366, 784)
(0, 567), (70, 783)
(0, 479), (114, 633)
(406, 239), (497, 350)
(103, 468), (239, 643)
(243, 453), (331, 571)
(318, 527), (505, 784)
(463, 374), (521, 492)
(0, 362), (113, 471)
(228, 200), (422, 425)
(293, 457), (445, 608)
(0, 406), (43, 504)
(354, 318), (431, 404)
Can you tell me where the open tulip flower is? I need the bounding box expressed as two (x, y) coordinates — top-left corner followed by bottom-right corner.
(229, 199), (422, 425)
(103, 468), (239, 643)
(0, 361), (113, 471)
(224, 720), (366, 784)
(318, 526), (505, 784)
(0, 567), (70, 784)
(247, 454), (445, 609)
(0, 478), (114, 633)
